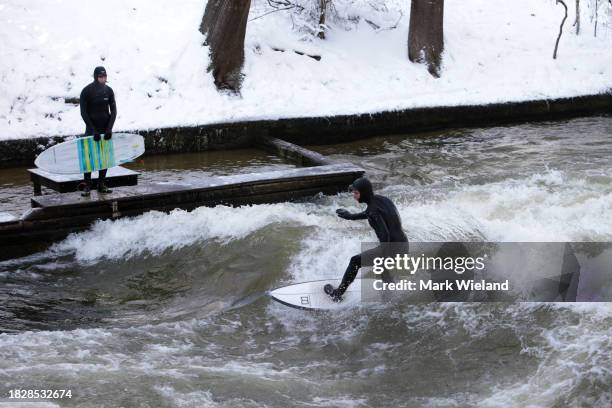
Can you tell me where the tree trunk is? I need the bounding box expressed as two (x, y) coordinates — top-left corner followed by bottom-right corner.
(594, 0), (599, 37)
(318, 0), (327, 39)
(574, 0), (580, 35)
(200, 0), (252, 91)
(408, 0), (444, 78)
(553, 0), (568, 59)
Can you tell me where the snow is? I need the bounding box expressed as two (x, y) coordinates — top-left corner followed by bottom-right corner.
(0, 0), (610, 140)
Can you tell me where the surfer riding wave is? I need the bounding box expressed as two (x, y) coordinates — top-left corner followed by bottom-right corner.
(325, 177), (409, 302)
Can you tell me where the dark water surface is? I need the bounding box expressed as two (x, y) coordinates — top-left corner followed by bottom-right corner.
(0, 116), (610, 407)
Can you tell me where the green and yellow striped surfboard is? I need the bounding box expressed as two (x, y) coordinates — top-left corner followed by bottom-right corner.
(76, 137), (116, 173)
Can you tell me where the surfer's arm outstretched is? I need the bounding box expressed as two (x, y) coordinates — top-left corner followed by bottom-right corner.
(336, 208), (367, 220)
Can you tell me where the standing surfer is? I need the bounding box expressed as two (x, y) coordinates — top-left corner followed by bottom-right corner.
(325, 177), (409, 302)
(79, 66), (117, 196)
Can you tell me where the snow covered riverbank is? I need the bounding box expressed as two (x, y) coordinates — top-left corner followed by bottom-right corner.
(1, 0), (610, 140)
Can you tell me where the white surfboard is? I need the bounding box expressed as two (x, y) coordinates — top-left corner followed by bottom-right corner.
(269, 278), (379, 310)
(34, 133), (145, 174)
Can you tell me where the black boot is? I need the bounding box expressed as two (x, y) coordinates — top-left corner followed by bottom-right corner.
(324, 284), (343, 303)
(81, 183), (91, 197)
(98, 181), (112, 194)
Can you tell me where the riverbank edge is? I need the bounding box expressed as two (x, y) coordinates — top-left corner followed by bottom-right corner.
(1, 92), (610, 169)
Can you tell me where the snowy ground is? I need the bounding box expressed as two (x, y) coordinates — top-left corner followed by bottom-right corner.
(0, 0), (610, 140)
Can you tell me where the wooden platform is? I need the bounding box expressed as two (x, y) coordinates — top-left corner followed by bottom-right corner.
(30, 163), (362, 211)
(1, 162), (363, 246)
(28, 166), (139, 195)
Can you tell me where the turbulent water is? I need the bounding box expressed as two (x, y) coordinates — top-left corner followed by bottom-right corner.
(0, 116), (611, 407)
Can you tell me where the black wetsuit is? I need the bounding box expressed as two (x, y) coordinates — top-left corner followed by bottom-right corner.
(79, 66), (117, 184)
(334, 178), (408, 297)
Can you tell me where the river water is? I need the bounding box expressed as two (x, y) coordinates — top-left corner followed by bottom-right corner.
(0, 116), (611, 407)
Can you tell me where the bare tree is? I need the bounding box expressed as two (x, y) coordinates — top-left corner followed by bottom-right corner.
(408, 0), (444, 78)
(553, 0), (568, 59)
(318, 0), (329, 39)
(593, 0), (607, 37)
(574, 0), (580, 34)
(594, 0), (599, 36)
(200, 0), (252, 91)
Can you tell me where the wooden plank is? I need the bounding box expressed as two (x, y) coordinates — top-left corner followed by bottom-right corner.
(30, 163), (362, 210)
(26, 173), (361, 219)
(256, 136), (335, 166)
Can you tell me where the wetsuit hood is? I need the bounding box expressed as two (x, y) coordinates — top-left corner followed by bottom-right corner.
(350, 177), (373, 204)
(93, 66), (107, 81)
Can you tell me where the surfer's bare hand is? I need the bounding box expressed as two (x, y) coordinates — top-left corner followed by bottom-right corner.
(336, 208), (352, 219)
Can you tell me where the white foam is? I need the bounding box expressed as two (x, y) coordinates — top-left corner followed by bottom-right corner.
(44, 168), (612, 279)
(51, 203), (331, 262)
(309, 396), (369, 408)
(397, 169), (612, 243)
(477, 303), (612, 408)
(154, 386), (217, 407)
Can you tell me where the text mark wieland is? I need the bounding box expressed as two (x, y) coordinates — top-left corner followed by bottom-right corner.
(372, 279), (510, 291)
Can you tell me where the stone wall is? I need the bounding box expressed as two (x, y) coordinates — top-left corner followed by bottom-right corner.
(1, 93), (610, 169)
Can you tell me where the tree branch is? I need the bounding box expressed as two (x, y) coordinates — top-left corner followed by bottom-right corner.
(249, 0), (304, 22)
(553, 0), (568, 59)
(573, 0), (580, 35)
(594, 0), (599, 37)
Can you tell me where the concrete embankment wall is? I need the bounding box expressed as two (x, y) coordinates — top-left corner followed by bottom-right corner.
(1, 93), (610, 169)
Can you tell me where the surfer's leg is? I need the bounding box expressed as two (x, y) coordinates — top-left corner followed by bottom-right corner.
(81, 172), (92, 196)
(336, 254), (362, 296)
(325, 253), (361, 301)
(97, 169), (112, 193)
(330, 245), (383, 297)
(81, 128), (92, 196)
